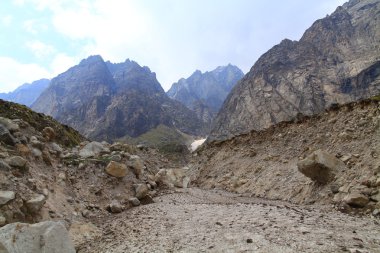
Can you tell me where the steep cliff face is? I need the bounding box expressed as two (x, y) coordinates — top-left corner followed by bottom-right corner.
(209, 0), (380, 141)
(0, 79), (50, 106)
(32, 55), (115, 138)
(32, 56), (205, 143)
(167, 65), (243, 124)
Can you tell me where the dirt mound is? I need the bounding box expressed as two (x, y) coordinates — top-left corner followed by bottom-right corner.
(193, 99), (380, 214)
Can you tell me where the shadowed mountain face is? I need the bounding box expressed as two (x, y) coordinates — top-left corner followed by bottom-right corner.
(0, 79), (50, 106)
(167, 65), (243, 125)
(209, 0), (380, 141)
(32, 56), (205, 142)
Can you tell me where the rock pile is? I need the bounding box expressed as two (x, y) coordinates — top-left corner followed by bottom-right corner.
(0, 100), (189, 251)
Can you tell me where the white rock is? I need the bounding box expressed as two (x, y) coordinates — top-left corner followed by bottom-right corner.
(0, 191), (15, 206)
(0, 221), (75, 253)
(79, 141), (108, 158)
(25, 194), (46, 213)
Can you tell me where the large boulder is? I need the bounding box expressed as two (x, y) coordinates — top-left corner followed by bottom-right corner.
(297, 149), (344, 184)
(105, 161), (128, 178)
(155, 167), (190, 188)
(0, 191), (15, 206)
(79, 141), (109, 158)
(0, 221), (75, 253)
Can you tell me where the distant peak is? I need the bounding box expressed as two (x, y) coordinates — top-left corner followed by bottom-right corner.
(80, 55), (105, 65)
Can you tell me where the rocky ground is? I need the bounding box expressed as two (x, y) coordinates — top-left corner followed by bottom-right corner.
(81, 188), (380, 253)
(1, 98), (380, 252)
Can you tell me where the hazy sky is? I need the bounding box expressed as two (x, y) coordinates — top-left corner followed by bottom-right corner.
(0, 0), (346, 92)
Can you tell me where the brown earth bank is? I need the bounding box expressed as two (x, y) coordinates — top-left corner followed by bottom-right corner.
(192, 99), (380, 215)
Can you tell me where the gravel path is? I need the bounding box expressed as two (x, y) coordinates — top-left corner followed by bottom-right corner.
(83, 188), (380, 253)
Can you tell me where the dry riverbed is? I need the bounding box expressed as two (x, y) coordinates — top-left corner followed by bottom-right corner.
(81, 188), (380, 253)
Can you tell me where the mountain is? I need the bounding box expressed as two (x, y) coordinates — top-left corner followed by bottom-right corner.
(32, 55), (205, 144)
(0, 79), (50, 106)
(167, 65), (243, 124)
(209, 0), (380, 141)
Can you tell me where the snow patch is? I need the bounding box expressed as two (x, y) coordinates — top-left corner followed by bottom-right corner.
(191, 138), (206, 151)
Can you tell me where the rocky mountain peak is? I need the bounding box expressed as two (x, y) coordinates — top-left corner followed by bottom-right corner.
(106, 59), (164, 95)
(0, 79), (50, 107)
(32, 56), (205, 144)
(167, 65), (244, 127)
(209, 0), (380, 141)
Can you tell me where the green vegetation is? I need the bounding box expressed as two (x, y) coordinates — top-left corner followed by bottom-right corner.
(120, 124), (193, 155)
(370, 94), (380, 101)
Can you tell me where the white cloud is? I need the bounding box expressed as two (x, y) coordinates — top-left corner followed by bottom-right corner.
(23, 19), (49, 34)
(50, 53), (79, 76)
(25, 40), (56, 59)
(6, 0), (349, 92)
(0, 57), (50, 92)
(1, 15), (13, 27)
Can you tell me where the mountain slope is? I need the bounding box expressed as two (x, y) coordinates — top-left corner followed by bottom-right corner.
(209, 0), (380, 141)
(32, 56), (205, 143)
(0, 79), (50, 106)
(167, 65), (243, 124)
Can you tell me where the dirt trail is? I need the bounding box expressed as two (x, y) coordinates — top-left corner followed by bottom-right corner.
(82, 188), (380, 253)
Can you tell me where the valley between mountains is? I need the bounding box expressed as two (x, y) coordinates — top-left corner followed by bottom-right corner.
(0, 0), (380, 252)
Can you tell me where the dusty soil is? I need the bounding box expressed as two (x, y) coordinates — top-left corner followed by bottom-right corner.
(192, 100), (380, 210)
(81, 188), (380, 253)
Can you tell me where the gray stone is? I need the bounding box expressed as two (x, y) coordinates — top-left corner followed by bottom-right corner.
(0, 221), (75, 253)
(110, 154), (122, 162)
(370, 192), (380, 202)
(134, 184), (149, 200)
(155, 167), (190, 188)
(128, 197), (140, 206)
(0, 117), (19, 133)
(48, 142), (63, 154)
(29, 136), (44, 150)
(25, 194), (46, 213)
(297, 150), (344, 184)
(108, 200), (123, 213)
(0, 125), (16, 146)
(7, 156), (27, 169)
(79, 141), (108, 158)
(343, 193), (369, 208)
(0, 191), (15, 206)
(0, 216), (5, 226)
(0, 160), (11, 171)
(129, 155), (145, 179)
(31, 148), (42, 158)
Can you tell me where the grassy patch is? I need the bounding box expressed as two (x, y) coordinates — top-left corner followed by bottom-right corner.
(120, 124), (193, 155)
